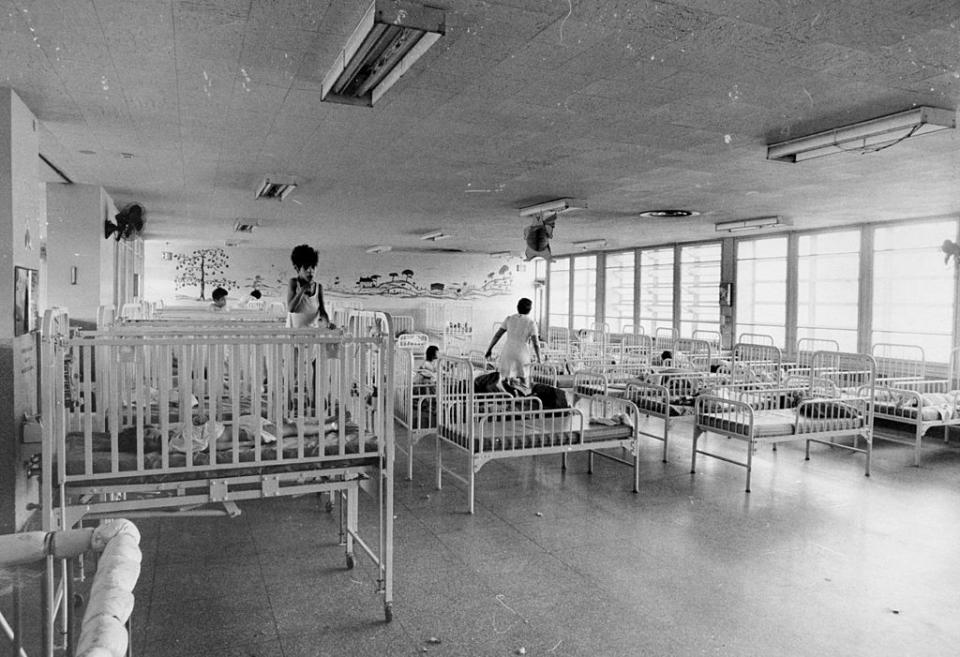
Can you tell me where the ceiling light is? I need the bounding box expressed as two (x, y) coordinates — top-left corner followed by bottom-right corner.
(767, 106), (956, 163)
(715, 216), (782, 232)
(255, 178), (297, 201)
(321, 0), (445, 107)
(638, 209), (700, 218)
(420, 230), (451, 241)
(366, 245), (392, 254)
(572, 239), (607, 251)
(518, 198), (587, 217)
(234, 218), (261, 233)
(161, 251), (173, 261)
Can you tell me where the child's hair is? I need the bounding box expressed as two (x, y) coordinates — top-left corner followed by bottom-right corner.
(249, 289), (262, 300)
(425, 345), (439, 361)
(212, 287), (228, 301)
(291, 244), (319, 269)
(517, 297), (533, 314)
(660, 350), (673, 363)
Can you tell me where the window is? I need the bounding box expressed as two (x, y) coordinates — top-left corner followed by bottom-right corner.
(547, 257), (570, 331)
(571, 255), (597, 330)
(736, 237), (787, 347)
(679, 243), (721, 338)
(604, 251), (635, 332)
(797, 230), (860, 352)
(873, 220), (957, 362)
(638, 247), (674, 334)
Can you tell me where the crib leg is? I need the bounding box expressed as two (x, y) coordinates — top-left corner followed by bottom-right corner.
(468, 458), (476, 515)
(805, 439), (811, 461)
(588, 450), (594, 474)
(865, 436), (872, 477)
(344, 485), (358, 568)
(745, 441), (753, 493)
(690, 428), (699, 474)
(406, 433), (414, 481)
(435, 435), (443, 490)
(662, 421), (669, 463)
(914, 425), (922, 467)
(561, 452), (567, 471)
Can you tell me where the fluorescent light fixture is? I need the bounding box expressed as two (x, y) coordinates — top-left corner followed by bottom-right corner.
(255, 178), (297, 201)
(160, 251), (173, 261)
(420, 230), (451, 241)
(366, 244), (392, 254)
(767, 106), (956, 163)
(518, 198), (587, 217)
(572, 238), (607, 251)
(715, 216), (782, 232)
(321, 0), (445, 107)
(234, 218), (261, 233)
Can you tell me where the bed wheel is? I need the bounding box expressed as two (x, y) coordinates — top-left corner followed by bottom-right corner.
(73, 592), (84, 608)
(384, 603), (393, 623)
(346, 553), (355, 570)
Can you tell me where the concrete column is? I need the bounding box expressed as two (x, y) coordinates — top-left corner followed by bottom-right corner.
(0, 87), (44, 533)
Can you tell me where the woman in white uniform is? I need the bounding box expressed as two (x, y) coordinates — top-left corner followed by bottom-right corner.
(485, 297), (542, 384)
(286, 244), (332, 328)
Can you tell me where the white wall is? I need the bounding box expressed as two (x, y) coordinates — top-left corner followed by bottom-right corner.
(144, 243), (538, 349)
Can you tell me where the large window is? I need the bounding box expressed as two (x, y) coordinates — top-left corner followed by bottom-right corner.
(873, 220), (957, 362)
(679, 243), (721, 338)
(547, 257), (570, 331)
(638, 247), (674, 334)
(736, 237), (787, 347)
(571, 255), (597, 330)
(797, 230), (860, 352)
(604, 251), (635, 332)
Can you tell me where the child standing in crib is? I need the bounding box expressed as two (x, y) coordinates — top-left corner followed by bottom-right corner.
(417, 345), (440, 383)
(286, 244), (333, 329)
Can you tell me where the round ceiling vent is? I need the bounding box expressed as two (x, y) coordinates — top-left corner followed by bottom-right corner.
(638, 209), (700, 218)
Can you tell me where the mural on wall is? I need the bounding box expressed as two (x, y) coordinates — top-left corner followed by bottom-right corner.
(153, 246), (519, 303)
(324, 264), (515, 299)
(173, 247), (236, 299)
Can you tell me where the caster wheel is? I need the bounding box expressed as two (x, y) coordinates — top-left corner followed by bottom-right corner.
(73, 593), (84, 609)
(346, 554), (355, 570)
(384, 603), (393, 623)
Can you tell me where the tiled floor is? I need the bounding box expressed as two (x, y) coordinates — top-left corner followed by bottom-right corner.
(9, 418), (960, 656)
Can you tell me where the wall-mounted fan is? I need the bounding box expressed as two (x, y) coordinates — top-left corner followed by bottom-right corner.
(104, 203), (146, 241)
(942, 239), (960, 266)
(524, 212), (556, 260)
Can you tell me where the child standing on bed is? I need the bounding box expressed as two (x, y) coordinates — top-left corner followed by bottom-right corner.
(286, 244), (333, 329)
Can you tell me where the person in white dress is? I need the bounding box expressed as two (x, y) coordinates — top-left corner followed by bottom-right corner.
(484, 297), (542, 384)
(285, 244), (332, 328)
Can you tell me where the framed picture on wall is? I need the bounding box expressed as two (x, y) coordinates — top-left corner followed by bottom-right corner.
(14, 266), (39, 336)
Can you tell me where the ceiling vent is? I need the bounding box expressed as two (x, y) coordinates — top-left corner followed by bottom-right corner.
(234, 219), (261, 233)
(255, 178), (297, 201)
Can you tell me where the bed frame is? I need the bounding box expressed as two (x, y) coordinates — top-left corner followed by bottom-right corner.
(1, 519), (141, 657)
(434, 356), (642, 513)
(40, 308), (395, 621)
(393, 347), (438, 480)
(691, 350), (875, 492)
(867, 344), (960, 465)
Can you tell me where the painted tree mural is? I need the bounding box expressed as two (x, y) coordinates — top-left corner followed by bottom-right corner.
(174, 247), (234, 299)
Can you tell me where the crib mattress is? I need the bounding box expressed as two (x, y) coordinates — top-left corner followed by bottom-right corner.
(60, 424), (378, 481)
(698, 409), (863, 438)
(441, 419), (631, 452)
(873, 402), (959, 422)
(635, 398), (696, 417)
